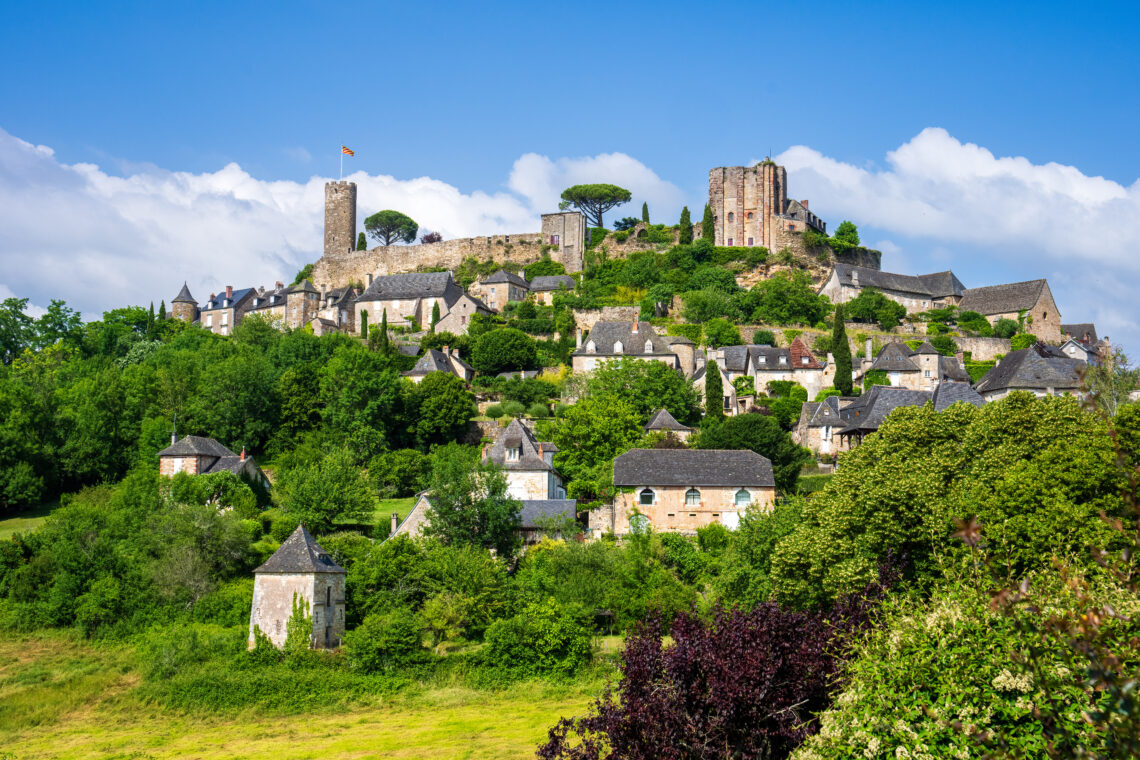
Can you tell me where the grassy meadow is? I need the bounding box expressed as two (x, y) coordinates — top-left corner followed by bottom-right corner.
(0, 501), (58, 541)
(0, 632), (598, 759)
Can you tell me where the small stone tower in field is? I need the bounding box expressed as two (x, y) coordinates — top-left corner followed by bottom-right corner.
(171, 282), (199, 323)
(324, 180), (358, 259)
(249, 524), (346, 650)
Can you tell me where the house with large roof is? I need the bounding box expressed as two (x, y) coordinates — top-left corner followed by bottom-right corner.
(402, 347), (475, 384)
(483, 418), (566, 500)
(473, 270), (577, 311)
(389, 491), (578, 546)
(572, 320), (686, 375)
(835, 382), (985, 448)
(157, 434), (268, 488)
(793, 395), (851, 457)
(644, 408), (694, 441)
(597, 449), (776, 536)
(248, 524), (345, 649)
(714, 337), (831, 398)
(199, 285), (257, 336)
(691, 360), (749, 416)
(818, 264), (966, 314)
(959, 279), (1062, 342)
(859, 341), (970, 391)
(973, 344), (1085, 402)
(353, 271), (479, 335)
(529, 275), (576, 305)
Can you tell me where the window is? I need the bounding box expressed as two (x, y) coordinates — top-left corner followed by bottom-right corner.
(723, 396), (731, 410)
(644, 339), (653, 353)
(206, 315), (213, 327)
(507, 447), (520, 462)
(779, 356), (787, 365)
(747, 237), (754, 245)
(586, 340), (596, 353)
(326, 587), (332, 606)
(727, 212), (734, 222)
(734, 489), (751, 508)
(614, 340), (624, 353)
(727, 238), (734, 246)
(685, 488), (700, 506)
(757, 356), (766, 364)
(924, 369), (931, 378)
(221, 312), (228, 325)
(746, 212), (754, 220)
(821, 426), (831, 441)
(490, 287), (495, 295)
(801, 356), (809, 365)
(639, 488), (655, 506)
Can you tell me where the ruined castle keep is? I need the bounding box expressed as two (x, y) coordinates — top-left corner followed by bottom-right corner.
(310, 182), (585, 293)
(709, 162), (827, 250)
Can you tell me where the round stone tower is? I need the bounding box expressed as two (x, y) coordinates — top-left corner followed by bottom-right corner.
(171, 282), (199, 323)
(324, 181), (358, 258)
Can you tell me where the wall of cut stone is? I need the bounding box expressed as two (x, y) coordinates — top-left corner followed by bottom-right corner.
(953, 336), (1012, 361)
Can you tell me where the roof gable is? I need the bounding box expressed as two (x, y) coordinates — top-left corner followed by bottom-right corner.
(158, 435), (237, 458)
(255, 524), (345, 574)
(644, 408), (692, 432)
(613, 448), (775, 488)
(485, 418), (554, 471)
(356, 271), (462, 304)
(974, 347), (1084, 393)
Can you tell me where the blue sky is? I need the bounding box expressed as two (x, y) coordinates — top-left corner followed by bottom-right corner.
(2, 0), (1139, 346)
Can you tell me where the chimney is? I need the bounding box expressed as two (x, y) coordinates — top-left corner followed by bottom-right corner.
(391, 512), (399, 535)
(632, 319), (639, 334)
(276, 281), (283, 289)
(538, 442), (544, 459)
(576, 329), (582, 349)
(801, 199), (809, 210)
(171, 432), (177, 444)
(955, 351), (964, 366)
(442, 345), (449, 355)
(865, 338), (873, 360)
(240, 447), (246, 462)
(851, 270), (859, 287)
(226, 285), (233, 299)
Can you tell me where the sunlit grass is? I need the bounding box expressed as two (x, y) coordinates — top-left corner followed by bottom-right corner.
(0, 501), (58, 540)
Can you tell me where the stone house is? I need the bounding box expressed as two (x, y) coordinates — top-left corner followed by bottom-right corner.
(249, 524), (345, 650)
(529, 275), (577, 306)
(199, 285), (257, 336)
(402, 347), (475, 384)
(1057, 338), (1100, 365)
(389, 491), (578, 546)
(284, 279), (321, 329)
(793, 395), (851, 457)
(157, 434), (268, 488)
(475, 270), (529, 312)
(598, 449), (777, 537)
(973, 345), (1085, 402)
(435, 292), (493, 334)
(353, 271), (471, 335)
(483, 418), (566, 500)
(172, 282), (199, 323)
(715, 337), (830, 399)
(836, 382), (984, 448)
(859, 341), (970, 391)
(315, 285), (359, 333)
(958, 279), (1062, 342)
(244, 281), (290, 324)
(572, 320), (683, 375)
(691, 361), (747, 416)
(541, 211), (587, 271)
(817, 265), (966, 314)
(1062, 322), (1106, 364)
(644, 408), (694, 441)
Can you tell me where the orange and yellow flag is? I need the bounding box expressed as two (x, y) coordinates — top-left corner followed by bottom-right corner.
(341, 145), (354, 156)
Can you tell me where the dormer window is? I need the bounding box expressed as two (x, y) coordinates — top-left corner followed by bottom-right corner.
(586, 340), (596, 354)
(644, 339), (653, 353)
(506, 447), (520, 462)
(758, 356), (766, 364)
(779, 356), (787, 365)
(614, 340), (624, 353)
(801, 356), (809, 365)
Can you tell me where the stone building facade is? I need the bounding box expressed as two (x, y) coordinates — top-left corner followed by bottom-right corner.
(172, 283), (199, 323)
(709, 162), (826, 249)
(323, 181), (357, 259)
(249, 525), (345, 650)
(483, 418), (566, 500)
(540, 212), (586, 271)
(959, 280), (1062, 343)
(571, 320), (685, 375)
(817, 265), (966, 314)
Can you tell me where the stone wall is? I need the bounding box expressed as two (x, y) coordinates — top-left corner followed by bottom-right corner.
(571, 306), (640, 334)
(953, 336), (1012, 361)
(613, 485), (775, 536)
(248, 573), (345, 650)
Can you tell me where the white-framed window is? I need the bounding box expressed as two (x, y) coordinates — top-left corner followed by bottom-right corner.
(801, 356), (809, 365)
(206, 315), (213, 327)
(924, 370), (931, 378)
(644, 339), (653, 353)
(506, 447), (520, 462)
(614, 341), (624, 353)
(734, 489), (751, 508)
(779, 356), (787, 365)
(221, 312), (229, 325)
(821, 426), (832, 441)
(639, 488), (655, 506)
(685, 488), (701, 506)
(758, 356), (766, 365)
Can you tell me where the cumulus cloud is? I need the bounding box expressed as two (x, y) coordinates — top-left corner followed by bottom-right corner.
(777, 128), (1140, 344)
(0, 128), (675, 319)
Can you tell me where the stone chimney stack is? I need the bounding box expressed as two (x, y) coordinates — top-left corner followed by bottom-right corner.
(851, 270), (859, 287)
(276, 281), (283, 290)
(631, 320), (639, 334)
(576, 329), (582, 349)
(865, 338), (873, 360)
(391, 512), (399, 535)
(240, 447), (246, 462)
(801, 199), (809, 210)
(226, 285), (233, 299)
(367, 273), (373, 285)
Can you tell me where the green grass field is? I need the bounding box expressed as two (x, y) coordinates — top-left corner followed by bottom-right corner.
(0, 501), (58, 541)
(0, 632), (597, 759)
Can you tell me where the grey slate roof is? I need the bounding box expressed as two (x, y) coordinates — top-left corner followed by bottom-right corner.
(355, 271), (464, 306)
(202, 456), (257, 476)
(403, 348), (473, 378)
(485, 418), (555, 472)
(644, 408), (693, 433)
(574, 321), (674, 356)
(959, 279), (1048, 315)
(613, 449), (775, 488)
(838, 383), (983, 434)
(481, 270), (529, 288)
(397, 344), (421, 356)
(973, 346), (1084, 394)
(831, 264), (966, 299)
(931, 381), (985, 411)
(940, 355), (971, 382)
(529, 275), (576, 292)
(158, 435), (237, 458)
(518, 500), (578, 529)
(869, 342), (921, 372)
(290, 278), (319, 294)
(914, 341), (940, 355)
(255, 524), (345, 574)
(201, 287), (256, 312)
(173, 282), (197, 304)
(1062, 323), (1099, 346)
(800, 395), (844, 428)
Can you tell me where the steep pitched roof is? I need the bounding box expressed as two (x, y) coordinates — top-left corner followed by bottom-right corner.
(914, 341), (941, 355)
(173, 282), (197, 304)
(959, 280), (1048, 315)
(788, 337), (824, 369)
(529, 275), (576, 292)
(930, 381), (985, 411)
(255, 524), (345, 574)
(799, 395), (844, 428)
(830, 264), (965, 299)
(574, 321), (674, 356)
(518, 500), (577, 529)
(158, 435), (237, 458)
(201, 287), (256, 312)
(402, 348), (473, 378)
(973, 347), (1084, 394)
(644, 408), (693, 433)
(485, 418), (555, 472)
(940, 355), (971, 382)
(356, 271), (464, 306)
(1062, 323), (1099, 346)
(202, 455), (260, 477)
(869, 342), (920, 372)
(289, 278), (319, 294)
(915, 271), (967, 299)
(613, 449), (775, 488)
(839, 386), (935, 433)
(481, 270), (529, 288)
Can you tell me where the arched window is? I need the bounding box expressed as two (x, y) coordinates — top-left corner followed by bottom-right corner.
(735, 489), (751, 508)
(727, 212), (734, 222)
(614, 340), (624, 353)
(639, 488), (655, 506)
(630, 513), (651, 534)
(685, 488), (700, 506)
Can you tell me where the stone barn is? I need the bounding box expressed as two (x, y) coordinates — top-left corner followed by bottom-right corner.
(249, 524), (346, 650)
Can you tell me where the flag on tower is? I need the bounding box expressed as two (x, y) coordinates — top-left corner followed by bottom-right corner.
(341, 145), (354, 156)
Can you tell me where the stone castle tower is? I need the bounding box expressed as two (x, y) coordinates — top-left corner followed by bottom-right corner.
(708, 162), (825, 250)
(323, 181), (357, 259)
(171, 282), (199, 322)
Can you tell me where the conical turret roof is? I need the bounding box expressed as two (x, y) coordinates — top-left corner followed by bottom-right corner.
(254, 524), (345, 574)
(173, 282), (197, 304)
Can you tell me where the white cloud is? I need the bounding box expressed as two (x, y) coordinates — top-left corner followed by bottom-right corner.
(0, 128), (675, 319)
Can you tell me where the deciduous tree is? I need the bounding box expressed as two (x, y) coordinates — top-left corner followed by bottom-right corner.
(424, 443), (521, 559)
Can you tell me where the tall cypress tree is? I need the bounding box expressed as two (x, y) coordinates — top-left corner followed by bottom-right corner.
(360, 310), (369, 339)
(701, 204), (715, 242)
(641, 202), (649, 223)
(378, 309), (389, 354)
(832, 303), (853, 395)
(431, 302), (441, 333)
(678, 206), (693, 244)
(705, 359), (725, 420)
(357, 232), (367, 250)
(147, 302), (155, 339)
(158, 300), (167, 321)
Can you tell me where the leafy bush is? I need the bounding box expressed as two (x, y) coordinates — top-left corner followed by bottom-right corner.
(703, 318), (741, 348)
(1011, 332), (1038, 351)
(527, 402), (550, 418)
(483, 599), (592, 677)
(752, 329), (776, 347)
(344, 607), (425, 673)
(846, 287), (907, 330)
(929, 334), (958, 356)
(586, 357), (701, 425)
(484, 404), (504, 419)
(811, 334), (832, 355)
(369, 449), (431, 498)
(993, 317), (1020, 339)
(500, 400), (526, 418)
(665, 323), (702, 344)
(862, 369), (890, 390)
(274, 448), (374, 534)
(682, 289), (738, 323)
(742, 271), (830, 326)
(137, 623), (243, 681)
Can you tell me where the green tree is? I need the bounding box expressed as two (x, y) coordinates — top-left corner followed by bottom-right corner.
(0, 297), (34, 364)
(190, 349), (279, 452)
(372, 310), (390, 354)
(291, 263), (314, 286)
(743, 271), (831, 326)
(993, 318), (1019, 339)
(845, 287), (907, 331)
(831, 220), (860, 249)
(157, 300), (167, 322)
(424, 443), (521, 558)
(705, 361), (725, 420)
(344, 608), (425, 672)
(484, 599), (592, 676)
(471, 328), (537, 374)
(641, 202), (649, 223)
(558, 184), (632, 228)
(430, 302), (441, 333)
(703, 318), (742, 349)
(586, 357), (701, 424)
(701, 204), (715, 242)
(369, 449), (432, 498)
(831, 304), (853, 395)
(551, 395), (644, 501)
(525, 257), (567, 279)
(35, 300), (83, 351)
(678, 206), (693, 245)
(359, 309), (369, 339)
(365, 210), (419, 246)
(1085, 346), (1138, 416)
(694, 413), (812, 493)
(275, 448), (375, 534)
(320, 345), (402, 456)
(356, 231), (367, 250)
(1010, 333), (1038, 351)
(410, 372), (476, 450)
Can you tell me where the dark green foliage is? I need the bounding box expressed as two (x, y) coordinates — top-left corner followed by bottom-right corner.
(832, 304), (853, 395)
(359, 310), (368, 339)
(957, 309), (993, 335)
(752, 329), (776, 347)
(430, 302), (440, 332)
(928, 334), (958, 356)
(275, 448), (375, 534)
(613, 217), (640, 232)
(291, 263), (315, 286)
(701, 204), (714, 242)
(407, 372), (475, 450)
(993, 317), (1019, 339)
(471, 328), (537, 374)
(704, 362), (725, 420)
(424, 443), (521, 559)
(686, 266), (738, 294)
(344, 608), (426, 672)
(678, 206), (692, 244)
(586, 357), (701, 425)
(682, 289), (738, 323)
(372, 310), (390, 354)
(320, 344), (401, 456)
(846, 288), (908, 331)
(965, 360), (995, 383)
(369, 449), (431, 499)
(551, 395), (643, 502)
(641, 202), (649, 223)
(524, 257), (567, 279)
(559, 184), (632, 228)
(702, 318), (741, 348)
(694, 413), (811, 493)
(713, 500), (803, 609)
(830, 220), (860, 250)
(1011, 332), (1038, 351)
(483, 599), (592, 677)
(364, 210), (418, 246)
(744, 271), (831, 326)
(863, 369), (890, 390)
(356, 232), (367, 250)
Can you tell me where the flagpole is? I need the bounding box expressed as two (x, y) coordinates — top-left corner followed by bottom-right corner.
(339, 145), (343, 181)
